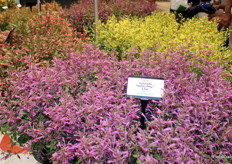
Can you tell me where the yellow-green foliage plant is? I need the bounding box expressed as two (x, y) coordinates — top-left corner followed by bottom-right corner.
(174, 16), (231, 62)
(96, 12), (179, 56)
(96, 12), (231, 64)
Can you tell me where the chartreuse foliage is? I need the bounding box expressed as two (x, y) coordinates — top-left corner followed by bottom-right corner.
(96, 12), (231, 63)
(96, 12), (178, 53)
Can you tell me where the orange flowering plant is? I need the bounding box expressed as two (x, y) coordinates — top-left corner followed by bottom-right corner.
(6, 0), (17, 8)
(0, 0), (6, 11)
(0, 0), (17, 11)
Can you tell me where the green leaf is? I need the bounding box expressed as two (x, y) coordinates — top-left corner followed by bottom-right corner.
(203, 154), (211, 159)
(132, 152), (139, 158)
(64, 86), (70, 92)
(17, 134), (32, 145)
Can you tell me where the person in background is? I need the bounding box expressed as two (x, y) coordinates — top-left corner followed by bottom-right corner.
(170, 0), (232, 49)
(214, 0), (221, 5)
(185, 0), (216, 19)
(210, 0), (232, 29)
(170, 0), (216, 19)
(170, 0), (197, 18)
(209, 0), (232, 50)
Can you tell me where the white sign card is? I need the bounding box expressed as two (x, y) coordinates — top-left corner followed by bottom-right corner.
(126, 76), (164, 100)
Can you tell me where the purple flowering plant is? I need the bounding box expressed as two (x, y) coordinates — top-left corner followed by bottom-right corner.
(0, 44), (231, 163)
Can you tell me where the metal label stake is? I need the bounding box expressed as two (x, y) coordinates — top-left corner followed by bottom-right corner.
(140, 99), (148, 129)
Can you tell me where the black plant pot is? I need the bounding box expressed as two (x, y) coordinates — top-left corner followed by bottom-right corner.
(32, 149), (52, 164)
(20, 0), (37, 7)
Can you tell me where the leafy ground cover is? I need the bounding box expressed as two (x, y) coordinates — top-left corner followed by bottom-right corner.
(0, 44), (231, 163)
(0, 0), (231, 164)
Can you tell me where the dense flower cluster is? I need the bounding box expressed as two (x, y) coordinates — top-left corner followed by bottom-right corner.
(0, 44), (231, 163)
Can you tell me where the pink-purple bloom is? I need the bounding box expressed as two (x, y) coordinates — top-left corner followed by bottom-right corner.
(0, 44), (231, 163)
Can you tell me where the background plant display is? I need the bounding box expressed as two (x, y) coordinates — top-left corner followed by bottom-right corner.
(61, 0), (157, 35)
(0, 0), (6, 11)
(0, 44), (231, 163)
(0, 0), (17, 11)
(0, 0), (156, 91)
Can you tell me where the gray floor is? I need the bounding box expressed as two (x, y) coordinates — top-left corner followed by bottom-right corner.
(156, 1), (170, 12)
